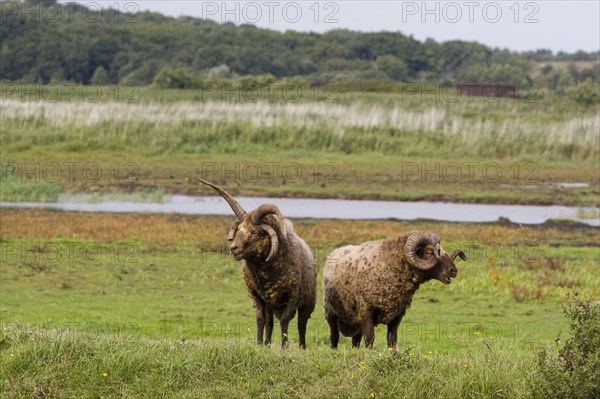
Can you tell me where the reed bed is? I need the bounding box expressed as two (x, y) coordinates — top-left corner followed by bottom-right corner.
(2, 100), (598, 146)
(2, 97), (598, 164)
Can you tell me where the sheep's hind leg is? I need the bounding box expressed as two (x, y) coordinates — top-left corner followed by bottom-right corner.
(386, 315), (402, 350)
(264, 309), (274, 346)
(361, 311), (376, 349)
(351, 332), (363, 348)
(297, 308), (311, 349)
(326, 314), (340, 349)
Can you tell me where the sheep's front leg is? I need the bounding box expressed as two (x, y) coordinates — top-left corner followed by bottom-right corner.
(264, 308), (274, 346)
(386, 315), (402, 350)
(362, 310), (376, 348)
(326, 314), (340, 349)
(252, 293), (267, 345)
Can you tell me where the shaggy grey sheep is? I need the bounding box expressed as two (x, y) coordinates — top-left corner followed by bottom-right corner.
(323, 231), (466, 349)
(198, 178), (317, 349)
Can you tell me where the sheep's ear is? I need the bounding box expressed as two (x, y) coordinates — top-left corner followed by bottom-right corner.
(265, 214), (287, 238)
(228, 220), (240, 241)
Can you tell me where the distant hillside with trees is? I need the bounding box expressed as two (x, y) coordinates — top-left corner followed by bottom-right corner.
(1, 0), (598, 101)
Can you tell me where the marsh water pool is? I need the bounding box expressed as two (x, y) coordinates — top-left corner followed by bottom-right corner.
(1, 195), (598, 226)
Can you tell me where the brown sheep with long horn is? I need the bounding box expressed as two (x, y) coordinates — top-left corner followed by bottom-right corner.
(323, 231), (467, 349)
(198, 178), (317, 349)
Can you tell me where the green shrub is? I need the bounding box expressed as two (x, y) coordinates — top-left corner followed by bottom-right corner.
(566, 79), (600, 105)
(531, 292), (600, 399)
(153, 68), (199, 89)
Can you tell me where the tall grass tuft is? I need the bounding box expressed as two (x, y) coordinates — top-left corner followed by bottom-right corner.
(0, 176), (63, 202)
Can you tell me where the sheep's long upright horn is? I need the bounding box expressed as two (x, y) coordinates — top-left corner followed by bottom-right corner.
(251, 204), (284, 225)
(198, 178), (247, 221)
(404, 231), (438, 270)
(450, 249), (467, 261)
(261, 224), (279, 262)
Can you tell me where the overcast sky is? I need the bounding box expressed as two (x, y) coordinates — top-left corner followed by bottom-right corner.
(90, 1), (599, 53)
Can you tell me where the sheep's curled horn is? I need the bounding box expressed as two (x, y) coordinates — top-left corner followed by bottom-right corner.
(197, 178), (281, 263)
(252, 204), (285, 263)
(404, 232), (442, 270)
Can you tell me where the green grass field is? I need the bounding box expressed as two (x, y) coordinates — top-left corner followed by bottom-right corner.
(1, 210), (598, 397)
(1, 86), (598, 397)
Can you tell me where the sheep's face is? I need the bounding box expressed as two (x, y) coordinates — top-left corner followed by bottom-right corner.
(422, 248), (459, 285)
(229, 219), (271, 261)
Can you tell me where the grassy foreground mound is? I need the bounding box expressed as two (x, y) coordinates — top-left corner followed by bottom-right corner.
(1, 332), (532, 399)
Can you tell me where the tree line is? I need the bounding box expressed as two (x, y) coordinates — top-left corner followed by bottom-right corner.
(1, 0), (598, 102)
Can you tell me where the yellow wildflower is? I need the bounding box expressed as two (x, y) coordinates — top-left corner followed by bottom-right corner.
(102, 372), (108, 377)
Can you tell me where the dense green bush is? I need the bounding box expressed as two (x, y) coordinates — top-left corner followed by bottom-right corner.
(531, 293), (600, 399)
(566, 79), (600, 105)
(152, 68), (200, 89)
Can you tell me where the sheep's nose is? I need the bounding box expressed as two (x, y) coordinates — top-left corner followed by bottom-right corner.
(230, 244), (238, 252)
